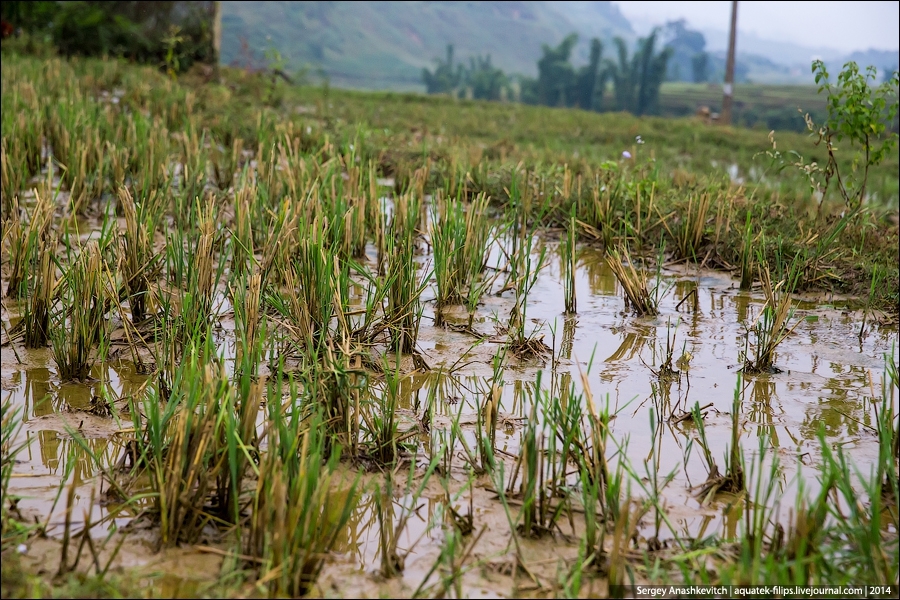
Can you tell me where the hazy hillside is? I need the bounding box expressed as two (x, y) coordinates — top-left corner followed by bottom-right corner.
(220, 1), (898, 90)
(845, 49), (900, 78)
(220, 1), (634, 90)
(607, 13), (899, 85)
(702, 28), (898, 83)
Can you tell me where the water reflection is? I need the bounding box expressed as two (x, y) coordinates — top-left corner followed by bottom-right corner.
(334, 488), (439, 571)
(605, 325), (652, 363)
(561, 316), (576, 360)
(1, 242), (896, 550)
(800, 368), (873, 441)
(28, 433), (114, 482)
(26, 367), (53, 419)
(747, 377), (781, 447)
(9, 428), (139, 537)
(580, 252), (617, 296)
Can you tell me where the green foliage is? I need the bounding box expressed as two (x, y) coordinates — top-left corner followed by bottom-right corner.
(0, 2), (57, 35)
(662, 19), (707, 83)
(423, 45), (512, 101)
(465, 55), (510, 101)
(52, 2), (146, 59)
(1, 398), (29, 549)
(161, 24), (184, 79)
(422, 44), (463, 95)
(50, 241), (112, 381)
(0, 49), (898, 597)
(385, 194), (427, 354)
(1, 1), (215, 73)
(608, 29), (673, 116)
(577, 38), (605, 110)
(425, 33), (604, 110)
(536, 33), (579, 107)
(809, 60), (900, 209)
(520, 33), (605, 110)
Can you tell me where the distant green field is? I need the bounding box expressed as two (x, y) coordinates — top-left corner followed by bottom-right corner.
(657, 83), (827, 131)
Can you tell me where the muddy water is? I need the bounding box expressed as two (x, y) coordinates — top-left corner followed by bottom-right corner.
(2, 239), (896, 596)
(2, 346), (148, 538)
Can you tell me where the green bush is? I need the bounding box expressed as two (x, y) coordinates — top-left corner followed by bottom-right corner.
(1, 1), (215, 73)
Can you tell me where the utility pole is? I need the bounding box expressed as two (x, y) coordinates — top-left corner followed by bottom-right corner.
(722, 0), (738, 125)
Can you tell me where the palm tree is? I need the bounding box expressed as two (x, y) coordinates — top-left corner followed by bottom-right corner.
(605, 30), (672, 116)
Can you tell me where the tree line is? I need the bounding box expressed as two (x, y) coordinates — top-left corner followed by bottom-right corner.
(423, 23), (715, 116)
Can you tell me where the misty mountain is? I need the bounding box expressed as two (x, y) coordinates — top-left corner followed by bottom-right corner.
(844, 49), (900, 79)
(220, 1), (898, 90)
(702, 27), (898, 83)
(220, 1), (635, 90)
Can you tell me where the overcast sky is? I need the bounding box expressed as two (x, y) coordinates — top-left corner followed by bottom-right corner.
(612, 1), (899, 53)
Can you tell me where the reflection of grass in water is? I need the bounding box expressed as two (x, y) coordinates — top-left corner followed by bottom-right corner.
(748, 377), (781, 447)
(29, 433), (115, 484)
(605, 328), (651, 362)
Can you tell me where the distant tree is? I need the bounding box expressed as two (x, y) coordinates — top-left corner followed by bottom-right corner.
(519, 75), (540, 105)
(528, 33), (606, 110)
(465, 54), (511, 101)
(691, 52), (708, 83)
(422, 45), (513, 101)
(605, 29), (671, 116)
(537, 33), (578, 107)
(608, 37), (637, 112)
(637, 32), (672, 115)
(575, 38), (603, 110)
(422, 44), (463, 95)
(635, 32), (657, 115)
(885, 65), (899, 83)
(662, 19), (706, 83)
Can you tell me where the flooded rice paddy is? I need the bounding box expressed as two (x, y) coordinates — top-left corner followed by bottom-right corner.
(2, 50), (898, 598)
(3, 235), (896, 596)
